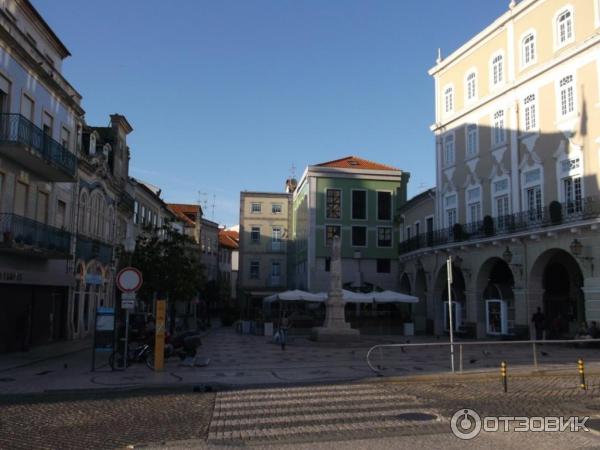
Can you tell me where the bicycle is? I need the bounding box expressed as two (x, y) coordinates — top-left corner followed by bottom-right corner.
(109, 342), (154, 370)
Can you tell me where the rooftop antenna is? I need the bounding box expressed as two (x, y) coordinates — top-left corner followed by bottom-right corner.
(436, 48), (442, 64)
(198, 191), (208, 217)
(210, 193), (216, 220)
(289, 162), (297, 180)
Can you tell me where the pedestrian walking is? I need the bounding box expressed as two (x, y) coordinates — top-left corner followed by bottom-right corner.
(531, 307), (545, 340)
(279, 312), (290, 351)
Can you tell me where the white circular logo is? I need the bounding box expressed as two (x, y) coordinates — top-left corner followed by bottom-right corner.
(451, 409), (482, 440)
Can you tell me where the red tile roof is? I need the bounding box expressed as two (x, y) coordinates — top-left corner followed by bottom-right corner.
(219, 230), (239, 250)
(167, 203), (202, 226)
(315, 156), (400, 171)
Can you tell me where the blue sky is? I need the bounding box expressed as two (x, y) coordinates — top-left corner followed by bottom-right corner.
(34, 0), (507, 227)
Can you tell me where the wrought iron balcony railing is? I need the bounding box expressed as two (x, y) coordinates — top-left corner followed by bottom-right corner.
(399, 196), (600, 255)
(0, 113), (77, 178)
(0, 213), (71, 257)
(76, 235), (114, 265)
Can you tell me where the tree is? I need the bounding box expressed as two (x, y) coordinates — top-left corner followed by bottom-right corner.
(128, 223), (206, 333)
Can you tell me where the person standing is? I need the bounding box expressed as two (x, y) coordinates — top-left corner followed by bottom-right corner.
(279, 312), (290, 351)
(531, 307), (545, 340)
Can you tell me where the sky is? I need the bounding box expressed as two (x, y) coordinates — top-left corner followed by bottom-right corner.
(34, 0), (508, 227)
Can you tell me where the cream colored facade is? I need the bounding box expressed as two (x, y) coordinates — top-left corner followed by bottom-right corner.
(238, 192), (292, 302)
(400, 0), (600, 338)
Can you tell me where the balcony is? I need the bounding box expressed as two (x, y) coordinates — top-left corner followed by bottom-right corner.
(399, 197), (600, 255)
(270, 241), (285, 253)
(76, 235), (114, 265)
(0, 113), (77, 181)
(0, 213), (71, 258)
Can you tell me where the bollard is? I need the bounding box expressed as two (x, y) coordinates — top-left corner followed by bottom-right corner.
(578, 359), (586, 390)
(501, 361), (507, 393)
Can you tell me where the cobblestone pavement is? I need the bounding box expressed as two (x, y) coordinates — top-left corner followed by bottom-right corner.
(0, 389), (215, 450)
(3, 374), (600, 449)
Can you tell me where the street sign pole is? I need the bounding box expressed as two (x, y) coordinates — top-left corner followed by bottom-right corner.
(447, 256), (455, 373)
(123, 309), (130, 370)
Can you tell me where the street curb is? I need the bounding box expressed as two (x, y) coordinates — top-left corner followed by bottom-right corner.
(368, 366), (600, 384)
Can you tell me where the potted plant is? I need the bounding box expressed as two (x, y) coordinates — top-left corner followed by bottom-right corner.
(483, 215), (494, 236)
(549, 200), (562, 224)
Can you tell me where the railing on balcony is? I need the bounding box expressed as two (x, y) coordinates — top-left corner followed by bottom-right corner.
(0, 213), (71, 256)
(76, 235), (114, 265)
(399, 196), (600, 255)
(0, 113), (77, 178)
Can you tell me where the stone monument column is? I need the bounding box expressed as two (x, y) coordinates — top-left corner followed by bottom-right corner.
(311, 236), (359, 341)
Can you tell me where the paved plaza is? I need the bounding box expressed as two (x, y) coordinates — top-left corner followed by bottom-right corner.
(2, 326), (600, 395)
(3, 326), (600, 448)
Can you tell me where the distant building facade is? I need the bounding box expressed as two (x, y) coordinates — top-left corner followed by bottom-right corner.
(239, 192), (292, 308)
(292, 156), (409, 292)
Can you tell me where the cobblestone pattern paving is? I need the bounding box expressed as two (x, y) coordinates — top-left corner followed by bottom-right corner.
(208, 375), (600, 447)
(208, 383), (447, 445)
(0, 390), (215, 450)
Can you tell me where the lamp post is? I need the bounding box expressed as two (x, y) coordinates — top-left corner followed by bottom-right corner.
(121, 236), (136, 370)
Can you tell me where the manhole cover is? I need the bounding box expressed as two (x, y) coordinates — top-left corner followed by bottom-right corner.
(0, 377), (15, 382)
(397, 412), (437, 421)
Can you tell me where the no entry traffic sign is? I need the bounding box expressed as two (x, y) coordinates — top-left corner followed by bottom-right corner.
(116, 267), (143, 293)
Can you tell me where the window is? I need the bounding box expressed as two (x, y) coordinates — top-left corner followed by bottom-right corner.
(325, 225), (341, 246)
(133, 201), (139, 224)
(36, 191), (48, 223)
(326, 189), (341, 219)
(523, 94), (537, 131)
(525, 185), (542, 220)
(271, 262), (281, 285)
(377, 191), (392, 221)
(271, 204), (282, 214)
(522, 33), (536, 66)
(20, 94), (34, 121)
(251, 203), (261, 214)
(376, 259), (391, 273)
(414, 222), (420, 236)
(444, 134), (455, 166)
(325, 257), (331, 272)
(559, 75), (575, 117)
(351, 190), (367, 220)
(492, 54), (504, 85)
(405, 225), (411, 241)
(557, 9), (573, 46)
(493, 110), (505, 145)
(250, 261), (259, 279)
(272, 227), (282, 251)
(563, 177), (582, 214)
(14, 181), (28, 216)
(466, 186), (481, 225)
(57, 200), (67, 229)
(495, 195), (510, 230)
(377, 227), (392, 247)
(466, 124), (478, 156)
(466, 72), (477, 101)
(444, 86), (454, 113)
(351, 226), (367, 247)
(60, 127), (70, 150)
(445, 194), (457, 228)
(251, 226), (260, 243)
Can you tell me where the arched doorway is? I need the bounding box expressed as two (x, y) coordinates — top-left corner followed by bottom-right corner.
(531, 249), (584, 338)
(435, 264), (466, 334)
(478, 258), (515, 336)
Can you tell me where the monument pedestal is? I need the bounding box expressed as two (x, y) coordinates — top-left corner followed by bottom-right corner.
(311, 291), (360, 341)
